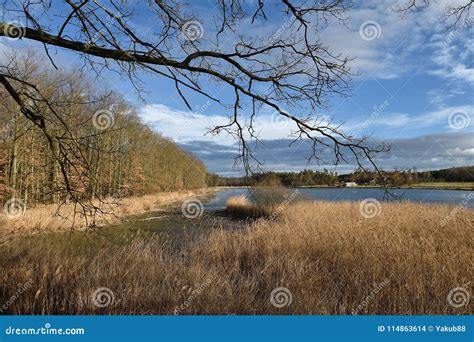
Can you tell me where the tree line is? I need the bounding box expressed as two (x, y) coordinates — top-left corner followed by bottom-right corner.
(210, 166), (474, 187)
(0, 53), (207, 208)
(344, 167), (474, 185)
(212, 169), (339, 187)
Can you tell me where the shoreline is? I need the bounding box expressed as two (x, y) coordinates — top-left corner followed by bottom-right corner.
(1, 184), (472, 243)
(219, 184), (474, 191)
(0, 188), (219, 244)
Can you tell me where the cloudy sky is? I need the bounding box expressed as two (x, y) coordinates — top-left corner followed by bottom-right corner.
(138, 0), (473, 175)
(1, 0), (473, 175)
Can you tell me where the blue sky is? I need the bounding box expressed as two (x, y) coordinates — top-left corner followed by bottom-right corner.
(1, 0), (473, 175)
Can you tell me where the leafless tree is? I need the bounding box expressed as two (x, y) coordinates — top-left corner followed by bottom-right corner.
(10, 0), (466, 208)
(0, 51), (124, 226)
(0, 0), (391, 173)
(395, 0), (473, 27)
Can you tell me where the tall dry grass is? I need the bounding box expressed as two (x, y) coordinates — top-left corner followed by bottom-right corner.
(225, 195), (256, 218)
(0, 188), (217, 243)
(225, 188), (301, 218)
(0, 200), (472, 315)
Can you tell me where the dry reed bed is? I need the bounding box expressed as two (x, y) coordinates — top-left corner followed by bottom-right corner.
(0, 188), (217, 243)
(224, 195), (258, 217)
(1, 200), (472, 315)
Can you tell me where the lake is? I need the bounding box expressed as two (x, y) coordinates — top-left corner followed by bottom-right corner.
(102, 187), (472, 243)
(204, 187), (474, 210)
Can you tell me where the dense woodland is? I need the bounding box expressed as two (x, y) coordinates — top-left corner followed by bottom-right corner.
(213, 166), (474, 187)
(0, 54), (207, 207)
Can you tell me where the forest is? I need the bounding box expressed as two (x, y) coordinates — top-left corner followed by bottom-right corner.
(0, 53), (207, 208)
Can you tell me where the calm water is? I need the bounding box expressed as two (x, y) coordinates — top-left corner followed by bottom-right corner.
(204, 187), (474, 210)
(105, 187), (472, 240)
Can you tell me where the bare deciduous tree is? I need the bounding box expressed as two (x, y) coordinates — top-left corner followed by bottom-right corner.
(0, 0), (390, 175)
(0, 52), (207, 227)
(395, 0), (473, 27)
(4, 0), (468, 206)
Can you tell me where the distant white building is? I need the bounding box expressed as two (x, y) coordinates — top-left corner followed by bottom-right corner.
(345, 182), (358, 187)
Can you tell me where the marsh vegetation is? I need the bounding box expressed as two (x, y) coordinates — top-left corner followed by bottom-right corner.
(1, 195), (472, 315)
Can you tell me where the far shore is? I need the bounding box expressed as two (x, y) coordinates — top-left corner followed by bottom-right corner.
(219, 182), (474, 191)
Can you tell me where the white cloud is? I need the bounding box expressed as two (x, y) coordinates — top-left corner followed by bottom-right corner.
(140, 104), (231, 144)
(182, 132), (474, 175)
(446, 147), (474, 156)
(139, 104), (313, 145)
(350, 105), (474, 131)
(317, 0), (472, 82)
(141, 102), (473, 147)
(429, 37), (474, 84)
